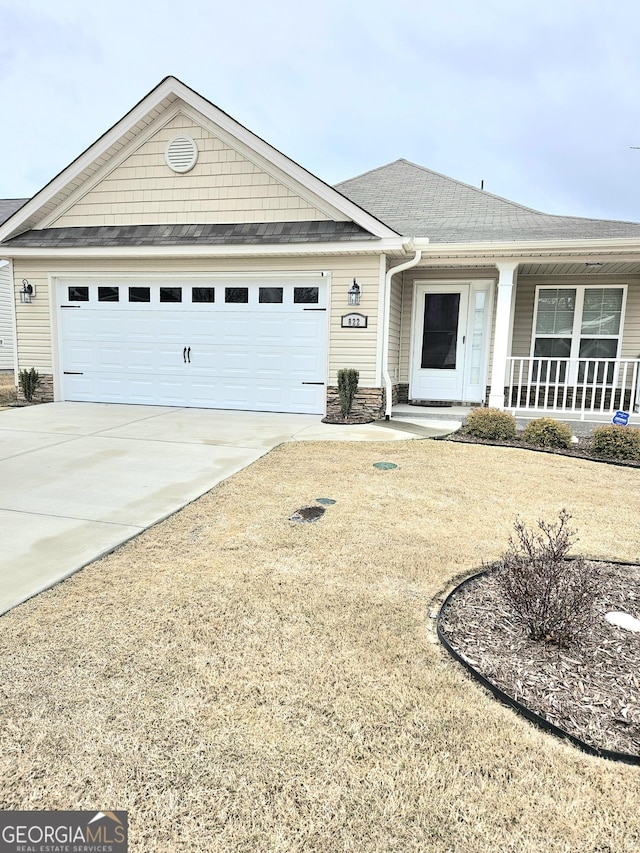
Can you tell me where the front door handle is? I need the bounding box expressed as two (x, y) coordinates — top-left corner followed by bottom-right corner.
(183, 346), (187, 363)
(187, 347), (191, 363)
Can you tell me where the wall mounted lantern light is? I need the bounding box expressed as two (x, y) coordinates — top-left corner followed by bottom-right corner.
(20, 280), (35, 304)
(348, 278), (361, 306)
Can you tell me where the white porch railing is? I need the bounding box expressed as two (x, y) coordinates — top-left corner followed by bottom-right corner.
(506, 357), (640, 419)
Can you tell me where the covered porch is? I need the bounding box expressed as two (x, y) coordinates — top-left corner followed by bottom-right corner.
(394, 249), (640, 428)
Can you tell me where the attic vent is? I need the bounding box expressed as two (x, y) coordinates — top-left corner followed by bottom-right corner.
(165, 135), (198, 174)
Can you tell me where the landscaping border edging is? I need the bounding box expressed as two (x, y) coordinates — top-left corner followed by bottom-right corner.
(442, 433), (640, 470)
(437, 569), (640, 766)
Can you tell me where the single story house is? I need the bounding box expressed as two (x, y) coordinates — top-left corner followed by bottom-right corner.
(1, 76), (639, 421)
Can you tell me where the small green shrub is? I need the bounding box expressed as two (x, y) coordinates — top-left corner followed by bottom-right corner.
(592, 425), (640, 461)
(337, 368), (359, 419)
(522, 417), (573, 449)
(19, 367), (39, 403)
(464, 407), (517, 441)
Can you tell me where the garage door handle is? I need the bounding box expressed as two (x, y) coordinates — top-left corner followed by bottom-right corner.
(187, 346), (191, 363)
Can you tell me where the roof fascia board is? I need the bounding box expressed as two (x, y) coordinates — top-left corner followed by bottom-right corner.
(0, 76), (398, 242)
(177, 103), (350, 223)
(412, 237), (640, 261)
(39, 100), (356, 229)
(0, 77), (181, 243)
(0, 238), (403, 260)
(38, 102), (188, 229)
(168, 80), (398, 237)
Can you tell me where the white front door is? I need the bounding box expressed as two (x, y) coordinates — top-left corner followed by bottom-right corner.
(410, 283), (469, 402)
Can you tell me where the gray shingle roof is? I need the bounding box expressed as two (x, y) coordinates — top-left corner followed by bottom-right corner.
(0, 198), (29, 226)
(335, 160), (640, 243)
(3, 220), (378, 248)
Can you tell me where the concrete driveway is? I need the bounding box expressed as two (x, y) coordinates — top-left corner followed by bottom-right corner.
(0, 402), (424, 615)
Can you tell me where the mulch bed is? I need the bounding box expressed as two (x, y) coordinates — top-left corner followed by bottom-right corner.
(447, 431), (640, 468)
(439, 561), (640, 756)
(321, 414), (374, 424)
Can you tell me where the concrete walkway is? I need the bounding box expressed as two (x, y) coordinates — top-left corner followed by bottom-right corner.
(0, 402), (454, 615)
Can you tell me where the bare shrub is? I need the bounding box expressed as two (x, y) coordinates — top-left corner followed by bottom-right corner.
(493, 510), (598, 645)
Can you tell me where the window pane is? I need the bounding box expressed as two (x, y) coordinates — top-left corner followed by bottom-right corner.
(68, 286), (89, 301)
(534, 338), (571, 358)
(294, 287), (319, 304)
(581, 288), (622, 336)
(421, 293), (460, 370)
(535, 288), (576, 335)
(578, 339), (617, 383)
(129, 287), (150, 303)
(192, 287), (215, 303)
(259, 287), (283, 304)
(98, 286), (119, 302)
(160, 287), (182, 303)
(578, 338), (618, 359)
(225, 287), (248, 303)
(533, 338), (570, 382)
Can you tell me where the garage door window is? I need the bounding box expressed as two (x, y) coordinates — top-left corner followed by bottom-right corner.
(294, 287), (319, 304)
(259, 287), (283, 303)
(160, 287), (182, 303)
(98, 286), (119, 302)
(192, 287), (215, 303)
(129, 287), (151, 303)
(68, 286), (89, 301)
(225, 287), (249, 303)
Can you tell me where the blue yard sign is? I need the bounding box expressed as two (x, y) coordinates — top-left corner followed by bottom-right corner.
(612, 410), (630, 426)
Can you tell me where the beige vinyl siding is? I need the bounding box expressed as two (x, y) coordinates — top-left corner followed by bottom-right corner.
(0, 263), (14, 369)
(327, 254), (381, 385)
(50, 114), (332, 228)
(512, 275), (640, 360)
(387, 270), (403, 383)
(12, 254), (383, 386)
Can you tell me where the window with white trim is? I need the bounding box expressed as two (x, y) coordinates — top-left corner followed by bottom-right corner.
(532, 286), (625, 382)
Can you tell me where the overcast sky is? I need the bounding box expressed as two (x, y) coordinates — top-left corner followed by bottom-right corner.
(1, 0), (640, 221)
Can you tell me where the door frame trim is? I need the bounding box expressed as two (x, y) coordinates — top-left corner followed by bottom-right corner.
(409, 279), (494, 403)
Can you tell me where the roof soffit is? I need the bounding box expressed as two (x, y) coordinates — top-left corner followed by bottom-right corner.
(0, 77), (398, 243)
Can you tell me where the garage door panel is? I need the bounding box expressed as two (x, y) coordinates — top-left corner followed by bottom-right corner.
(58, 278), (327, 414)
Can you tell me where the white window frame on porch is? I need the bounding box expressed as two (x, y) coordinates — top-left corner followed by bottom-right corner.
(505, 280), (640, 419)
(530, 283), (628, 384)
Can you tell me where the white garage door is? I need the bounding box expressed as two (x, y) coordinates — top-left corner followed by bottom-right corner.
(57, 276), (328, 414)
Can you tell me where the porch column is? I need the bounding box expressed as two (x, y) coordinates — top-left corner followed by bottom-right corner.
(488, 262), (518, 409)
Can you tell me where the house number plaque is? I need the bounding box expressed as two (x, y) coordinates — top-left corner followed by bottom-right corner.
(341, 312), (368, 328)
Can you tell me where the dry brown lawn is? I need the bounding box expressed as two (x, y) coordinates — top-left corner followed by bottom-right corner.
(1, 439), (640, 852)
(0, 371), (16, 407)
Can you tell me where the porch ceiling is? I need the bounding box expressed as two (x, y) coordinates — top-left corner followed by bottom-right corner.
(390, 259), (640, 276)
(518, 260), (640, 276)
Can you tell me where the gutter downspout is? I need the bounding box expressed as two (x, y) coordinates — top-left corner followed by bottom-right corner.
(382, 242), (423, 419)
